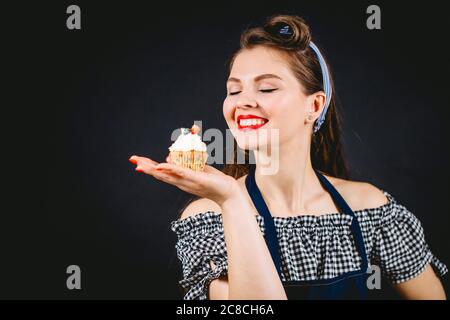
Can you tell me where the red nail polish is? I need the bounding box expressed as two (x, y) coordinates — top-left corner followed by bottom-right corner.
(135, 168), (144, 173)
(129, 158), (137, 165)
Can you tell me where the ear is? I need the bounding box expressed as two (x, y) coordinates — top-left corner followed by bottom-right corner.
(305, 91), (326, 120)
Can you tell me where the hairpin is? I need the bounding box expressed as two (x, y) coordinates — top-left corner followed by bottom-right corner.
(278, 23), (293, 36)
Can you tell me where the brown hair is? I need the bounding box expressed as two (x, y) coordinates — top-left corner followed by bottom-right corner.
(179, 14), (350, 215)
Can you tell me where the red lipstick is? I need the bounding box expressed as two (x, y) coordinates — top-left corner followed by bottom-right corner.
(237, 114), (269, 130)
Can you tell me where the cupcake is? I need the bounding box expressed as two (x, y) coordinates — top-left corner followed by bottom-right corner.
(168, 124), (208, 172)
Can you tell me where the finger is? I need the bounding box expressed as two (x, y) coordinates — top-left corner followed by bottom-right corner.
(142, 165), (197, 191)
(134, 160), (159, 174)
(135, 164), (154, 175)
(143, 163), (215, 198)
(155, 163), (192, 178)
(129, 155), (159, 167)
(136, 156), (159, 166)
(135, 163), (173, 179)
(151, 168), (203, 194)
(135, 162), (183, 180)
(149, 169), (179, 184)
(130, 157), (199, 192)
(129, 155), (138, 165)
(165, 154), (172, 163)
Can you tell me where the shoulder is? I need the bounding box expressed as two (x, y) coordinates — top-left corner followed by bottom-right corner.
(171, 198), (223, 237)
(326, 175), (389, 211)
(180, 198), (222, 220)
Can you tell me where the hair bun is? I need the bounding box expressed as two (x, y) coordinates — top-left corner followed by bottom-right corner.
(263, 15), (311, 51)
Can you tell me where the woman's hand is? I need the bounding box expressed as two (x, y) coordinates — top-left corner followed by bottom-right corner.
(128, 154), (239, 206)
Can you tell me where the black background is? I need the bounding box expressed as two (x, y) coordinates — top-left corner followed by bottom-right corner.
(4, 0), (449, 299)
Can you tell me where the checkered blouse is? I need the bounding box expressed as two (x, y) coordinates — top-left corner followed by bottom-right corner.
(170, 190), (448, 300)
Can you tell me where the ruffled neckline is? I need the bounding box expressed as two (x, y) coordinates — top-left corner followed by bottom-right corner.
(171, 190), (396, 236)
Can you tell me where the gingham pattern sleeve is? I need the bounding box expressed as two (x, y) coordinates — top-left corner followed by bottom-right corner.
(370, 194), (448, 284)
(170, 212), (228, 300)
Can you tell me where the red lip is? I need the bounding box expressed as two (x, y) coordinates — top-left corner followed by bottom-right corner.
(236, 114), (269, 130)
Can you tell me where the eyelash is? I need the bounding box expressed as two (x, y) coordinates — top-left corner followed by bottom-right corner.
(229, 89), (278, 95)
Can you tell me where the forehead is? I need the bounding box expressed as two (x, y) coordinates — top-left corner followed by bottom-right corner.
(230, 46), (293, 80)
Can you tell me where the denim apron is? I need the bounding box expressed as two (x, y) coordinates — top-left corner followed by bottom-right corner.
(245, 165), (370, 299)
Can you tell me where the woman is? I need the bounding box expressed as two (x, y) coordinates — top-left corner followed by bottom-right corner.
(128, 14), (447, 299)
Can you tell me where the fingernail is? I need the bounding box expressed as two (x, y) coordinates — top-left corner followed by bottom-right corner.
(129, 158), (137, 165)
(135, 167), (144, 173)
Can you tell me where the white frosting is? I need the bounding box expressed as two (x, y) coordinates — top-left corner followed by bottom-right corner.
(169, 129), (207, 152)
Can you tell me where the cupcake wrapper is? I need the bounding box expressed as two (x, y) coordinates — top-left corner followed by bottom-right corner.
(169, 150), (207, 172)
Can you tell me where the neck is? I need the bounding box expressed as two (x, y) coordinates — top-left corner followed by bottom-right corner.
(253, 136), (324, 215)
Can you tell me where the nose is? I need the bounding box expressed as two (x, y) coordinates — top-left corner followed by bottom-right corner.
(236, 92), (258, 109)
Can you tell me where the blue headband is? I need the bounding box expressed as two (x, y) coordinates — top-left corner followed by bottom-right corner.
(275, 24), (332, 132)
(308, 41), (332, 133)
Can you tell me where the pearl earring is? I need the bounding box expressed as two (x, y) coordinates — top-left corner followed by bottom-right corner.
(307, 113), (314, 121)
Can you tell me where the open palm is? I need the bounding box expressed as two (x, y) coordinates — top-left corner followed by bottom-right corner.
(129, 155), (238, 206)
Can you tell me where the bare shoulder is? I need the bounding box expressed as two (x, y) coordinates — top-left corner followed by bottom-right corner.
(325, 175), (389, 211)
(180, 198), (222, 220)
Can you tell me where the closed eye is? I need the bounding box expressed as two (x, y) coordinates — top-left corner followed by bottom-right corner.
(229, 89), (278, 95)
(260, 89), (278, 93)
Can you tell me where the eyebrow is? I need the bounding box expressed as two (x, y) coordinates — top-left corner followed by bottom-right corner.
(227, 73), (283, 84)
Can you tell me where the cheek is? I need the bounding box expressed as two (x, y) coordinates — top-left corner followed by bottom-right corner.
(222, 98), (235, 125)
(267, 96), (307, 143)
(266, 95), (301, 125)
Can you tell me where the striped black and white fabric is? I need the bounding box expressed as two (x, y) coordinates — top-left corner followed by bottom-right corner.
(170, 190), (448, 300)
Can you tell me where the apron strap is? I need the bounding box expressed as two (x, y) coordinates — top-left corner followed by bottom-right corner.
(245, 164), (283, 278)
(313, 168), (369, 271)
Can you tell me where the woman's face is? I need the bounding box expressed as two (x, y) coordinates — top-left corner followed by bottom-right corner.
(223, 46), (316, 152)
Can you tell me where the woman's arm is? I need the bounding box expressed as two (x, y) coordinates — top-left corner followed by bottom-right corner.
(392, 264), (446, 300)
(180, 191), (287, 300)
(217, 189), (287, 300)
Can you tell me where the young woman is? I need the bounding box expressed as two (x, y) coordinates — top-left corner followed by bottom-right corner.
(129, 14), (447, 300)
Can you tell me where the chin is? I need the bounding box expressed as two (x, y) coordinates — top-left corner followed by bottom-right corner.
(235, 138), (269, 152)
(228, 126), (272, 151)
